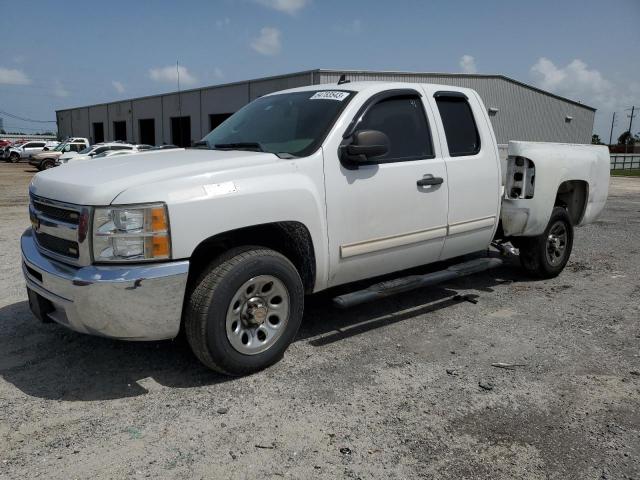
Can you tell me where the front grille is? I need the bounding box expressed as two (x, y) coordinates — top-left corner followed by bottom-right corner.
(33, 201), (80, 225)
(30, 194), (90, 265)
(35, 231), (79, 259)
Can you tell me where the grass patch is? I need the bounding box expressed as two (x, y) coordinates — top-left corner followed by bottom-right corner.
(611, 169), (640, 177)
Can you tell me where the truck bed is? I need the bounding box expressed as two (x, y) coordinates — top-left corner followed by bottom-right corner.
(500, 141), (610, 237)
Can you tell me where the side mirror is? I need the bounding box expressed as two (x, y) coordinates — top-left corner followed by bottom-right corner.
(340, 130), (389, 165)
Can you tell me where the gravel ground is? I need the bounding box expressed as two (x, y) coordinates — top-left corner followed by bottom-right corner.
(0, 162), (639, 480)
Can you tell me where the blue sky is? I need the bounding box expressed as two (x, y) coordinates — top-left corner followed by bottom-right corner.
(0, 0), (638, 141)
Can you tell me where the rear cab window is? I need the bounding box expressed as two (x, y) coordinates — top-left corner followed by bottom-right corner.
(434, 92), (481, 157)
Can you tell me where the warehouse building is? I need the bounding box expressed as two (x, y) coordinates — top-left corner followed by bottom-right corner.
(56, 69), (595, 147)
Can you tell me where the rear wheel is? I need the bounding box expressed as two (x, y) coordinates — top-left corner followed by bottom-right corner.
(185, 247), (304, 375)
(516, 206), (574, 278)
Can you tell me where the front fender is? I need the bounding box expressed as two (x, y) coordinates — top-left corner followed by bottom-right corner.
(112, 151), (329, 290)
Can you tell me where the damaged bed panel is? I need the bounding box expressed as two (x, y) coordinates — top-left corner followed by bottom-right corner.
(500, 141), (610, 237)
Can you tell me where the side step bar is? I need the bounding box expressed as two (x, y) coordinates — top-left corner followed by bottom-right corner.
(333, 257), (503, 309)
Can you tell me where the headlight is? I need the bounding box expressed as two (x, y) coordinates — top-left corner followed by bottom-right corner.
(92, 203), (171, 262)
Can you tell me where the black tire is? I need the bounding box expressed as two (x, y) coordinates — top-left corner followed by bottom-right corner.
(9, 152), (20, 163)
(185, 246), (304, 376)
(517, 206), (574, 279)
(41, 159), (55, 170)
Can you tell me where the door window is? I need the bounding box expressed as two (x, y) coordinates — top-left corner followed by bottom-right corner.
(356, 95), (434, 163)
(435, 95), (480, 157)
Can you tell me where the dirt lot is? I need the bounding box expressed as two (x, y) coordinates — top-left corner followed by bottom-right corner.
(0, 162), (638, 479)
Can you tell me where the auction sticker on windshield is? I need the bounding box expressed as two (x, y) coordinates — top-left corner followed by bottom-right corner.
(310, 91), (350, 101)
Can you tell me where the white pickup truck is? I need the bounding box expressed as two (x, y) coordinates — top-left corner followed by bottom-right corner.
(22, 81), (609, 375)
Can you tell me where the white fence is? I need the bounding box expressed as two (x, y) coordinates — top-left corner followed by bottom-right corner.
(610, 154), (640, 171)
(0, 134), (57, 142)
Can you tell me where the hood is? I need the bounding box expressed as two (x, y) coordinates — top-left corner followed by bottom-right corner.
(30, 148), (281, 205)
(63, 154), (91, 162)
(58, 151), (79, 160)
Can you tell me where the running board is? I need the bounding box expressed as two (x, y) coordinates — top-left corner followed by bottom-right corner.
(333, 257), (503, 309)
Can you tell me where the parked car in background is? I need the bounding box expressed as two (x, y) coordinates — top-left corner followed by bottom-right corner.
(56, 142), (152, 166)
(29, 138), (90, 170)
(149, 144), (181, 150)
(91, 149), (137, 159)
(2, 142), (23, 160)
(4, 140), (58, 163)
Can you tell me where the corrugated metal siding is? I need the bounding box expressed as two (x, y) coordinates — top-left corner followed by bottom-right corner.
(57, 69), (594, 145)
(319, 72), (594, 144)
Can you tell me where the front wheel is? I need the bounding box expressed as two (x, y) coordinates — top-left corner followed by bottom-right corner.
(185, 247), (304, 375)
(9, 152), (20, 163)
(41, 159), (55, 170)
(516, 206), (574, 279)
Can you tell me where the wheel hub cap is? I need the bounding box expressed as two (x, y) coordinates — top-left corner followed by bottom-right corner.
(226, 275), (290, 355)
(244, 297), (268, 326)
(546, 221), (568, 266)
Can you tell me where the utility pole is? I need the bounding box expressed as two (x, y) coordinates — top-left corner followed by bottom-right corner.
(626, 106), (636, 153)
(609, 112), (616, 145)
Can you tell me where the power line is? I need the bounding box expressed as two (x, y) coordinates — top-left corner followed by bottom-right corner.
(0, 109), (56, 123)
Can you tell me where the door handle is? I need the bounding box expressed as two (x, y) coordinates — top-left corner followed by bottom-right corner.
(417, 176), (444, 187)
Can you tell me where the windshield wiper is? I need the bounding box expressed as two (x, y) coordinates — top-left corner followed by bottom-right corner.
(192, 140), (209, 149)
(214, 142), (264, 152)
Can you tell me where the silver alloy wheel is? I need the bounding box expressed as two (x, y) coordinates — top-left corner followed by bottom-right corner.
(226, 275), (290, 355)
(546, 221), (568, 266)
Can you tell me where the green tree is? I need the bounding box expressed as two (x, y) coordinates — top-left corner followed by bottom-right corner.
(618, 130), (635, 145)
(591, 134), (603, 144)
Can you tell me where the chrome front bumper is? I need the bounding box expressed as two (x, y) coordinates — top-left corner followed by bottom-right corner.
(21, 229), (189, 340)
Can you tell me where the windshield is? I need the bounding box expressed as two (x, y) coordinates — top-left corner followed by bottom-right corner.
(200, 90), (355, 157)
(53, 143), (68, 152)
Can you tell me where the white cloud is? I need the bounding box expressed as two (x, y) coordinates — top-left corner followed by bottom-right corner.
(0, 67), (31, 85)
(459, 55), (477, 74)
(530, 57), (615, 109)
(255, 0), (309, 14)
(112, 80), (125, 93)
(251, 27), (281, 55)
(148, 65), (198, 86)
(530, 57), (640, 140)
(53, 80), (69, 98)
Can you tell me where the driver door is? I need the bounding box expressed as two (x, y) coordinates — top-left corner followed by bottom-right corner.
(324, 89), (449, 287)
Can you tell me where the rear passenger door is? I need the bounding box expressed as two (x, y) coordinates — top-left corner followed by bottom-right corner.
(429, 89), (501, 260)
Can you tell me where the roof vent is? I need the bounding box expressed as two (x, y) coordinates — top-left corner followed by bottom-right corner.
(565, 115), (573, 123)
(488, 107), (499, 116)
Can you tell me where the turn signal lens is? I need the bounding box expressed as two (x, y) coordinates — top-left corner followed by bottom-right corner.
(150, 207), (168, 232)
